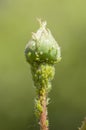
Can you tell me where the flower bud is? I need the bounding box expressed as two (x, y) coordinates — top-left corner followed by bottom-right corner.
(25, 20), (61, 64)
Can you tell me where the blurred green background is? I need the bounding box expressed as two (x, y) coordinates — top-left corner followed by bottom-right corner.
(0, 0), (86, 130)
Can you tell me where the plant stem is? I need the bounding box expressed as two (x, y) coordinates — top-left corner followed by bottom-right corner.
(31, 63), (55, 130)
(39, 88), (48, 130)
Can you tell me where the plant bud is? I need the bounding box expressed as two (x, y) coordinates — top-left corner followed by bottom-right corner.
(25, 20), (61, 64)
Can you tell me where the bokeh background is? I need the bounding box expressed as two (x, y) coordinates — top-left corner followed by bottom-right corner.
(0, 0), (86, 130)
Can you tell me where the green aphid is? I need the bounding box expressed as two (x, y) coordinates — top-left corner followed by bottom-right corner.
(35, 100), (43, 113)
(46, 120), (49, 127)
